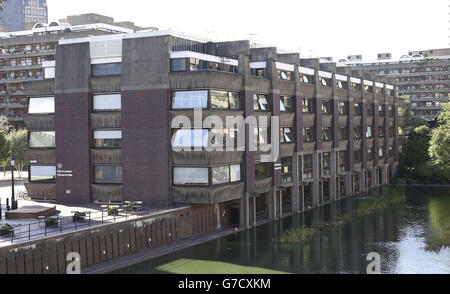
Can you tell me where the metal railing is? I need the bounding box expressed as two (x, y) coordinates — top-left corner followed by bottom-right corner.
(0, 205), (153, 246)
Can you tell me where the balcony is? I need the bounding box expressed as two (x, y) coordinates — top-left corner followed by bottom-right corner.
(280, 143), (295, 157)
(91, 76), (121, 93)
(91, 184), (123, 202)
(26, 149), (56, 164)
(169, 70), (243, 91)
(24, 183), (56, 200)
(171, 150), (243, 166)
(172, 182), (244, 205)
(299, 83), (315, 97)
(24, 114), (55, 130)
(91, 149), (122, 164)
(91, 112), (122, 129)
(280, 112), (295, 126)
(170, 109), (244, 124)
(254, 177), (273, 194)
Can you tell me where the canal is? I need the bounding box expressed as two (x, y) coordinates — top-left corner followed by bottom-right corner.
(112, 186), (450, 274)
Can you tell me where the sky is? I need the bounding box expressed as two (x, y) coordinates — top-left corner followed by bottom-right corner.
(46, 0), (449, 61)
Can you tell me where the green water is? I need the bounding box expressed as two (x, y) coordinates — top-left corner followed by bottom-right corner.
(112, 187), (450, 274)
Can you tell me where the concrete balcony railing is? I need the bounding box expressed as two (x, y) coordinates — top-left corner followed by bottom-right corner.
(90, 76), (121, 93)
(26, 149), (56, 164)
(299, 83), (315, 97)
(90, 112), (122, 129)
(91, 149), (122, 165)
(24, 114), (55, 130)
(254, 177), (273, 194)
(280, 143), (295, 157)
(170, 110), (244, 124)
(171, 150), (243, 166)
(280, 112), (295, 126)
(172, 182), (244, 205)
(24, 182), (56, 200)
(91, 184), (123, 202)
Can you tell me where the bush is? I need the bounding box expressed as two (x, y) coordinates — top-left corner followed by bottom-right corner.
(0, 224), (13, 237)
(73, 211), (86, 222)
(45, 217), (58, 228)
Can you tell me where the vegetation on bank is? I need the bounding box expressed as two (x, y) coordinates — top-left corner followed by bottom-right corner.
(425, 198), (450, 252)
(398, 102), (450, 185)
(280, 192), (406, 245)
(0, 126), (27, 177)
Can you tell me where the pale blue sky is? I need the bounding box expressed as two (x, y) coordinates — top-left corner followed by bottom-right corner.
(47, 0), (449, 60)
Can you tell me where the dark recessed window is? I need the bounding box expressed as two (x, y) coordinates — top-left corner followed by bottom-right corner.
(278, 70), (292, 81)
(354, 126), (362, 139)
(300, 74), (314, 84)
(280, 128), (294, 143)
(354, 150), (361, 163)
(378, 105), (385, 116)
(281, 157), (292, 183)
(280, 96), (293, 112)
(378, 126), (385, 138)
(253, 94), (269, 111)
(319, 77), (331, 87)
(367, 104), (374, 116)
(322, 152), (331, 175)
(337, 81), (348, 89)
(93, 130), (122, 148)
(303, 127), (314, 143)
(353, 103), (361, 116)
(322, 128), (332, 141)
(321, 101), (331, 114)
(92, 63), (121, 76)
(170, 58), (187, 72)
(367, 148), (374, 161)
(339, 127), (347, 140)
(339, 102), (347, 115)
(302, 98), (313, 113)
(338, 151), (346, 172)
(94, 166), (123, 184)
(303, 154), (313, 179)
(366, 126), (373, 138)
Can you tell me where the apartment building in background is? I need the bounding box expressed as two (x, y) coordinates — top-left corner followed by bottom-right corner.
(0, 0), (48, 32)
(339, 49), (450, 124)
(0, 14), (155, 129)
(23, 31), (402, 228)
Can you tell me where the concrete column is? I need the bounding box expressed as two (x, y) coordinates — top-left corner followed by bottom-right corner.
(330, 149), (337, 201)
(312, 151), (320, 206)
(215, 204), (221, 229)
(346, 172), (353, 196)
(292, 154), (300, 212)
(240, 194), (250, 229)
(269, 189), (275, 220)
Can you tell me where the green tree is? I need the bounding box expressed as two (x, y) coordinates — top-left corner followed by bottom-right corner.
(429, 103), (450, 166)
(400, 125), (431, 171)
(0, 1), (6, 11)
(399, 98), (428, 135)
(0, 130), (9, 176)
(6, 129), (27, 178)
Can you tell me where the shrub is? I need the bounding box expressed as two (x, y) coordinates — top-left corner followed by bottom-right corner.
(0, 224), (13, 236)
(416, 164), (433, 183)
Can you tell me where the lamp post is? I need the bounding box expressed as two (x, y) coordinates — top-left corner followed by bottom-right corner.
(10, 155), (17, 210)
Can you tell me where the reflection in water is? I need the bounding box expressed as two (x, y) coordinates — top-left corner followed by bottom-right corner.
(112, 187), (450, 274)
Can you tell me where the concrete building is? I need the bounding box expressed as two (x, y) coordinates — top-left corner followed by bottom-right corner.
(0, 22), (133, 129)
(23, 31), (401, 229)
(339, 49), (450, 123)
(0, 0), (48, 32)
(59, 13), (157, 32)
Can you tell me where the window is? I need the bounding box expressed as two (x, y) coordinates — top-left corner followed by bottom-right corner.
(339, 102), (347, 115)
(303, 127), (314, 143)
(300, 74), (314, 84)
(367, 148), (373, 161)
(29, 131), (55, 148)
(255, 162), (269, 179)
(339, 127), (347, 140)
(280, 128), (294, 143)
(338, 151), (346, 172)
(319, 77), (331, 87)
(94, 166), (123, 184)
(210, 129), (238, 149)
(210, 90), (241, 110)
(322, 153), (331, 175)
(278, 70), (292, 81)
(93, 94), (121, 111)
(173, 167), (208, 185)
(353, 103), (361, 116)
(321, 101), (331, 114)
(251, 68), (265, 77)
(367, 104), (374, 116)
(281, 157), (292, 183)
(28, 97), (54, 114)
(30, 166), (56, 182)
(302, 98), (313, 113)
(366, 125), (373, 138)
(172, 129), (208, 148)
(354, 150), (361, 163)
(93, 130), (122, 148)
(378, 126), (384, 138)
(378, 147), (384, 158)
(212, 166), (230, 185)
(92, 63), (121, 76)
(353, 126), (362, 139)
(378, 105), (385, 116)
(337, 81), (348, 89)
(170, 58), (186, 72)
(389, 146), (394, 158)
(322, 128), (332, 141)
(254, 127), (269, 145)
(364, 85), (373, 93)
(280, 96), (293, 112)
(351, 83), (361, 92)
(172, 90), (208, 109)
(230, 164), (241, 182)
(303, 155), (313, 179)
(253, 94), (269, 111)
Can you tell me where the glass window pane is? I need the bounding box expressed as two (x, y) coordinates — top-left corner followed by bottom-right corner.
(28, 97), (54, 114)
(229, 92), (241, 110)
(171, 58), (186, 71)
(172, 91), (208, 109)
(230, 165), (241, 182)
(210, 90), (229, 109)
(212, 166), (230, 185)
(29, 131), (55, 148)
(93, 130), (122, 148)
(30, 165), (56, 182)
(173, 167), (208, 185)
(259, 96), (269, 111)
(92, 63), (121, 76)
(172, 129), (208, 148)
(94, 166), (122, 184)
(93, 94), (121, 111)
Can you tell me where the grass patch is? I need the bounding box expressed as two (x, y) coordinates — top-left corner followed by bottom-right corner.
(156, 259), (289, 274)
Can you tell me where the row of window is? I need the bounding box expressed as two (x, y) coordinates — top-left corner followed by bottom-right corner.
(173, 165), (241, 186)
(29, 165), (123, 184)
(171, 58), (238, 74)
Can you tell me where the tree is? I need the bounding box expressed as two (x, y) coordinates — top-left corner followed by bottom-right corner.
(6, 129), (27, 178)
(0, 130), (9, 176)
(399, 98), (428, 135)
(429, 103), (450, 166)
(0, 1), (6, 11)
(400, 125), (431, 171)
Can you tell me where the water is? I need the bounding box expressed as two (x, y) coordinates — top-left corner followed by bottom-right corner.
(112, 187), (450, 274)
